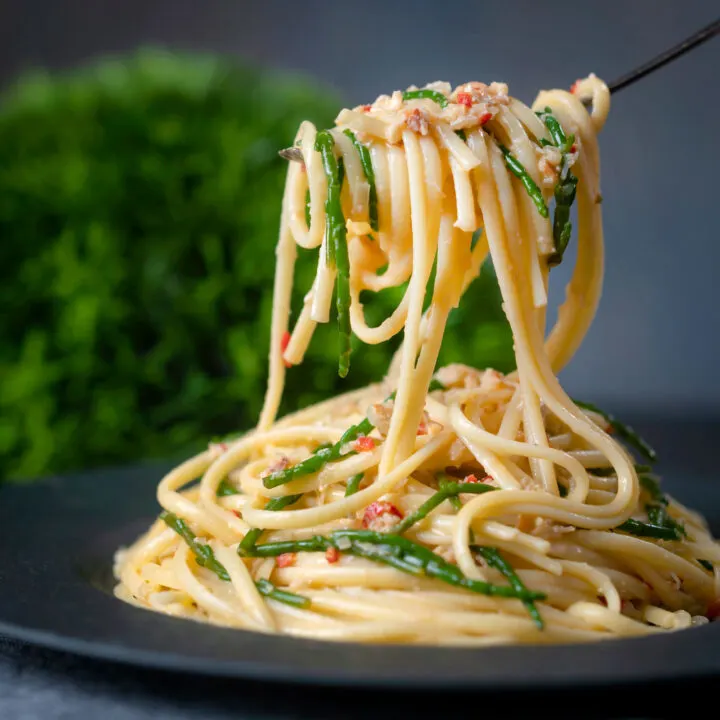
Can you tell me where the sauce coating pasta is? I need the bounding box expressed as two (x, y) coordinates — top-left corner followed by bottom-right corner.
(114, 76), (720, 645)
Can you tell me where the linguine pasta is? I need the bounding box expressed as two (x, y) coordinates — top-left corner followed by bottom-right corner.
(114, 75), (720, 645)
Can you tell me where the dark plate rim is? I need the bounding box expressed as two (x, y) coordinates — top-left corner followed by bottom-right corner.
(1, 614), (719, 689)
(1, 461), (719, 689)
(2, 608), (720, 689)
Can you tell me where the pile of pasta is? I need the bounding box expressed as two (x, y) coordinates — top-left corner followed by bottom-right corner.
(115, 75), (720, 645)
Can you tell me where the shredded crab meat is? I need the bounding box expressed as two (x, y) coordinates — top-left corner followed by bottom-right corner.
(347, 80), (513, 139)
(479, 369), (508, 393)
(443, 102), (498, 131)
(425, 81), (453, 96)
(435, 363), (486, 390)
(367, 401), (394, 437)
(536, 138), (580, 187)
(532, 518), (576, 538)
(538, 157), (559, 187)
(259, 456), (290, 479)
(416, 411), (434, 436)
(455, 81), (491, 100)
(405, 108), (430, 135)
(362, 501), (403, 532)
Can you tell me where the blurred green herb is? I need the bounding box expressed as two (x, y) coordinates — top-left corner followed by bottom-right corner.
(0, 49), (513, 482)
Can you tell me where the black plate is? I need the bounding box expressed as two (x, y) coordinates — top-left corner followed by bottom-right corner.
(1, 440), (720, 690)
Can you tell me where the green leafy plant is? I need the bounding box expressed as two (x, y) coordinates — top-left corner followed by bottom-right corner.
(0, 49), (512, 481)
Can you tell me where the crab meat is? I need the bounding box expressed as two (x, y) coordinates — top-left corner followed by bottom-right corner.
(488, 82), (510, 104)
(479, 369), (506, 393)
(367, 401), (393, 437)
(456, 81), (490, 100)
(362, 501), (403, 531)
(260, 456), (290, 479)
(406, 108), (429, 135)
(435, 363), (485, 390)
(531, 519), (576, 538)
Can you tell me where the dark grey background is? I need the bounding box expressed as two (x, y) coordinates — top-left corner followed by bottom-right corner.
(2, 0), (718, 416)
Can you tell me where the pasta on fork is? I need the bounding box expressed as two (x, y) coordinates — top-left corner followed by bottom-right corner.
(115, 75), (720, 645)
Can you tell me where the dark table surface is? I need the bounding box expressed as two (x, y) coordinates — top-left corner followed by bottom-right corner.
(1, 417), (717, 720)
(1, 634), (709, 720)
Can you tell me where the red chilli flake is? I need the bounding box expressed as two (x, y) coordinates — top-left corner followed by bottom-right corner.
(456, 92), (473, 108)
(354, 435), (376, 452)
(361, 104), (372, 112)
(326, 547), (340, 564)
(363, 501), (403, 529)
(479, 112), (493, 125)
(570, 144), (577, 153)
(276, 553), (296, 569)
(463, 473), (480, 483)
(417, 421), (428, 436)
(706, 599), (720, 620)
(280, 331), (292, 368)
(570, 80), (581, 94)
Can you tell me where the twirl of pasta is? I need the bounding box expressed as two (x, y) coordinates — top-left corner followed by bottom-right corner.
(114, 76), (720, 645)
